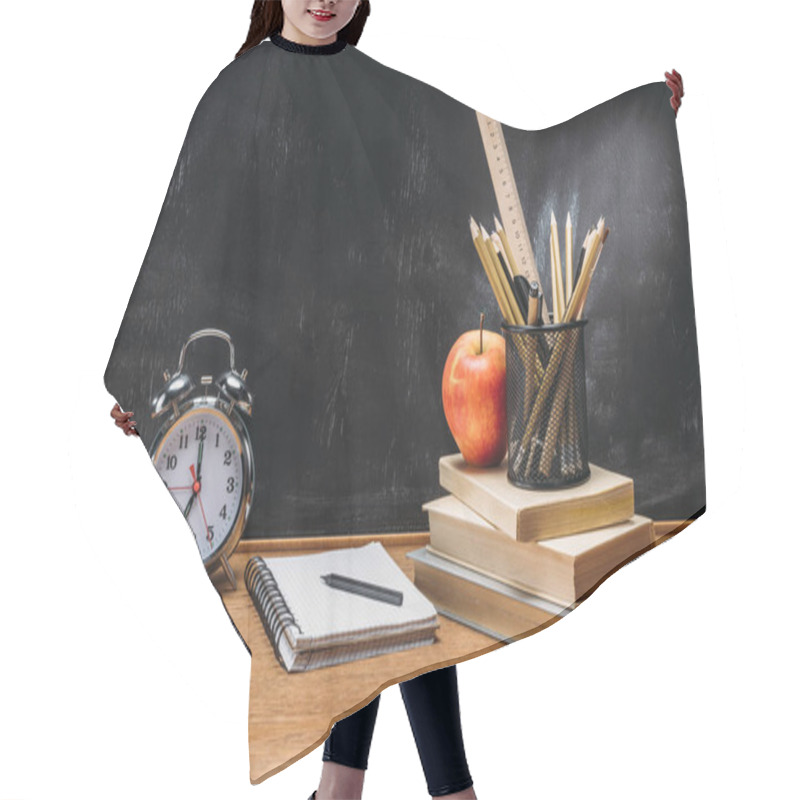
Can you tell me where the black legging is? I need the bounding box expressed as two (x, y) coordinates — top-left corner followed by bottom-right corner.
(322, 664), (473, 797)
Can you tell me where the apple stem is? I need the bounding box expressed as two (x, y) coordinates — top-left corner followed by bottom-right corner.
(479, 312), (485, 354)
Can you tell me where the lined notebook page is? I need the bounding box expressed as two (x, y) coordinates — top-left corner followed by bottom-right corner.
(264, 542), (438, 648)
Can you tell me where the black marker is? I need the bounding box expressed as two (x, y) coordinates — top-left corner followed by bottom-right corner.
(321, 573), (404, 606)
(514, 274), (531, 320)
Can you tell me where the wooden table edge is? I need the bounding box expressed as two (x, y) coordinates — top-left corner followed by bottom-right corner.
(224, 518), (695, 784)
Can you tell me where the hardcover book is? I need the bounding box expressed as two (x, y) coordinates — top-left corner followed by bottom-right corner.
(438, 454), (635, 541)
(424, 493), (654, 604)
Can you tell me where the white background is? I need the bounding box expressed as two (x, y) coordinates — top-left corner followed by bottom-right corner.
(1, 1), (797, 798)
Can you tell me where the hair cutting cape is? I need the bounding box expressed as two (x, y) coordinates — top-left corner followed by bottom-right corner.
(104, 34), (704, 783)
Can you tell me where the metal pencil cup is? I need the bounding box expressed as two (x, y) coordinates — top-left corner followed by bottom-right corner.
(501, 320), (590, 489)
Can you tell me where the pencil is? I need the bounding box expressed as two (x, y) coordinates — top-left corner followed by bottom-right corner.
(494, 215), (521, 278)
(565, 211), (573, 307)
(482, 223), (524, 325)
(596, 216), (606, 251)
(564, 227), (599, 321)
(569, 222), (605, 321)
(549, 230), (559, 324)
(574, 227), (590, 289)
(470, 216), (514, 323)
(550, 211), (566, 322)
(492, 231), (525, 319)
(576, 227), (609, 319)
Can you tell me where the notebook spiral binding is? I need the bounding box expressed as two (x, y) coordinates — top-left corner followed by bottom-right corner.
(244, 556), (303, 671)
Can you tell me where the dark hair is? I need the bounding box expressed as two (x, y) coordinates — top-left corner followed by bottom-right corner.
(237, 1), (371, 58)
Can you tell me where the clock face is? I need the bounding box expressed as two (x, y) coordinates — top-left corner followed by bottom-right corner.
(153, 407), (245, 563)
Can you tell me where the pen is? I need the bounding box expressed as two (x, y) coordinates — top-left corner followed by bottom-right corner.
(321, 573), (404, 606)
(527, 281), (540, 325)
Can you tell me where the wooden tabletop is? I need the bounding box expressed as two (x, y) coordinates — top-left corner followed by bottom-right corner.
(212, 522), (689, 784)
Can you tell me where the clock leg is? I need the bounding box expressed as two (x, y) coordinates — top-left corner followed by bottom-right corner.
(221, 554), (237, 592)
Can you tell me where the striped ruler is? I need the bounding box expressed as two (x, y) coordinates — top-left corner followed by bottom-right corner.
(475, 111), (549, 323)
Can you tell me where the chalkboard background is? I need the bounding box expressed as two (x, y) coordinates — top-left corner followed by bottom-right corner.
(104, 41), (705, 538)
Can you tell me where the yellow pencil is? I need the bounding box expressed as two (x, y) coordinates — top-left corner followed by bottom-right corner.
(494, 214), (521, 278)
(470, 216), (514, 323)
(565, 211), (573, 306)
(576, 227), (609, 319)
(570, 223), (605, 320)
(550, 211), (566, 322)
(549, 230), (559, 324)
(483, 224), (524, 325)
(564, 227), (599, 321)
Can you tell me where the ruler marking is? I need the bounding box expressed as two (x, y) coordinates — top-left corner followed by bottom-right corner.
(475, 110), (548, 323)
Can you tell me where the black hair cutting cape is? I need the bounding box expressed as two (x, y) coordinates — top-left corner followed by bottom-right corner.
(104, 34), (705, 783)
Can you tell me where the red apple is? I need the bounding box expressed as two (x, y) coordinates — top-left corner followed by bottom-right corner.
(442, 316), (507, 467)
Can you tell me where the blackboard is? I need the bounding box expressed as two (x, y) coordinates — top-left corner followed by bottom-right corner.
(104, 43), (705, 538)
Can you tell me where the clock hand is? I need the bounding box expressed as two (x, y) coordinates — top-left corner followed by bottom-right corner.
(196, 439), (204, 482)
(184, 464), (201, 518)
(190, 463), (200, 491)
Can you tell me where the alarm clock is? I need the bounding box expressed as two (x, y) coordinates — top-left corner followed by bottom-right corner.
(149, 328), (255, 590)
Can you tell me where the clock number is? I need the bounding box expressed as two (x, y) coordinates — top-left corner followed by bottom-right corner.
(195, 424), (207, 442)
(219, 504), (227, 521)
(178, 432), (188, 450)
(224, 450), (233, 467)
(207, 525), (214, 543)
(227, 477), (235, 494)
(215, 431), (220, 448)
(165, 454), (177, 470)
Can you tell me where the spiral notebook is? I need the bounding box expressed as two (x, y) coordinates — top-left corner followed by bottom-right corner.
(244, 541), (440, 673)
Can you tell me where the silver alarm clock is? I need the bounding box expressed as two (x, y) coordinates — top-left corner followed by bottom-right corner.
(149, 328), (255, 590)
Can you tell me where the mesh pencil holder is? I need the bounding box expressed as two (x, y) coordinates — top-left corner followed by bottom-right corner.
(501, 320), (590, 489)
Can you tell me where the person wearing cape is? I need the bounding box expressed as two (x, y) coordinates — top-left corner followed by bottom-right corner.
(106, 1), (695, 795)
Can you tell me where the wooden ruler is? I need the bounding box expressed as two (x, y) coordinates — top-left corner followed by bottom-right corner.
(475, 111), (549, 323)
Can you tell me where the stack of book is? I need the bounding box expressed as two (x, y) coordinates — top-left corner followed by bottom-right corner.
(406, 454), (654, 641)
